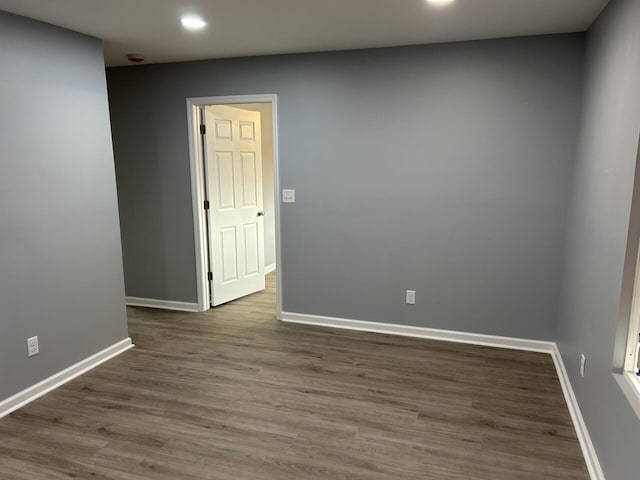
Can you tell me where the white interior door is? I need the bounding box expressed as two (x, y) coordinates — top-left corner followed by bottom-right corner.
(203, 105), (265, 306)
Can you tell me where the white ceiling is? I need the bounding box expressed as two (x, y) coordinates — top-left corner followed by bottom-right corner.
(0, 0), (609, 67)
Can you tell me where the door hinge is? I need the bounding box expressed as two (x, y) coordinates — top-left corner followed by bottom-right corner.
(204, 200), (210, 210)
(200, 124), (206, 135)
(207, 272), (213, 281)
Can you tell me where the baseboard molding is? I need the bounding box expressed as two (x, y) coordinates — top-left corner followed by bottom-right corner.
(550, 345), (605, 480)
(281, 312), (555, 353)
(265, 263), (276, 274)
(0, 338), (133, 419)
(281, 311), (604, 480)
(126, 296), (200, 312)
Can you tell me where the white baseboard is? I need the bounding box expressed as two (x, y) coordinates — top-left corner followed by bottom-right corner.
(550, 345), (605, 480)
(281, 312), (555, 353)
(0, 338), (133, 419)
(126, 296), (200, 312)
(281, 311), (604, 480)
(265, 263), (276, 274)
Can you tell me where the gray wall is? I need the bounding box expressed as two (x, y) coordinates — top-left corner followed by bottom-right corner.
(556, 0), (640, 479)
(108, 34), (585, 340)
(0, 12), (129, 401)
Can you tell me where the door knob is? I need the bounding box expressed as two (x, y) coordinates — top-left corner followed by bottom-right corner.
(257, 211), (265, 217)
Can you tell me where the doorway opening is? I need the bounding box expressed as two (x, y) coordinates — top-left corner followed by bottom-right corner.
(186, 95), (281, 318)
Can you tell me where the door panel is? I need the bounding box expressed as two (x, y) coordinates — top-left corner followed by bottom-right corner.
(220, 227), (238, 284)
(239, 121), (255, 140)
(204, 105), (265, 306)
(216, 152), (235, 210)
(215, 119), (232, 139)
(241, 152), (257, 207)
(243, 223), (260, 276)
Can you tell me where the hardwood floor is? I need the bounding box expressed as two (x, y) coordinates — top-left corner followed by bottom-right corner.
(0, 273), (589, 479)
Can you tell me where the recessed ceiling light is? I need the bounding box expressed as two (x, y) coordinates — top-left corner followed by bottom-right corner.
(427, 0), (456, 6)
(180, 16), (207, 31)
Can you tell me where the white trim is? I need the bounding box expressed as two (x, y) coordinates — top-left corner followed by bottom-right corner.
(623, 241), (640, 372)
(614, 372), (640, 420)
(186, 94), (282, 319)
(186, 100), (210, 312)
(550, 345), (606, 480)
(126, 296), (200, 312)
(0, 338), (133, 419)
(281, 311), (605, 480)
(265, 263), (276, 274)
(281, 312), (555, 353)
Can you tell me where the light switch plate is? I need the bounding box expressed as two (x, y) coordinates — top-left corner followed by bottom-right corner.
(406, 290), (416, 305)
(27, 336), (39, 357)
(282, 189), (295, 203)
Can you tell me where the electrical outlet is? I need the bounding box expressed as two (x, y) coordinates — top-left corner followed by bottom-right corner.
(406, 290), (416, 305)
(580, 354), (586, 378)
(282, 189), (295, 203)
(27, 336), (39, 357)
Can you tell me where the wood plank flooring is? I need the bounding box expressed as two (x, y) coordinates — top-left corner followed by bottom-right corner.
(0, 273), (589, 479)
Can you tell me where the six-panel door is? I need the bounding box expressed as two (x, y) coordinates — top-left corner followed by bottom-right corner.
(204, 105), (265, 306)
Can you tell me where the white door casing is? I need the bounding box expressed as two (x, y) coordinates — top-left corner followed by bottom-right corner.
(203, 105), (265, 306)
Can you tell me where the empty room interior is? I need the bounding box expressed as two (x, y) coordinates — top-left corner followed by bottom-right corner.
(1, 0), (640, 479)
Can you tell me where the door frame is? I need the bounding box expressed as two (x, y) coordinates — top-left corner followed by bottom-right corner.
(186, 94), (282, 318)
